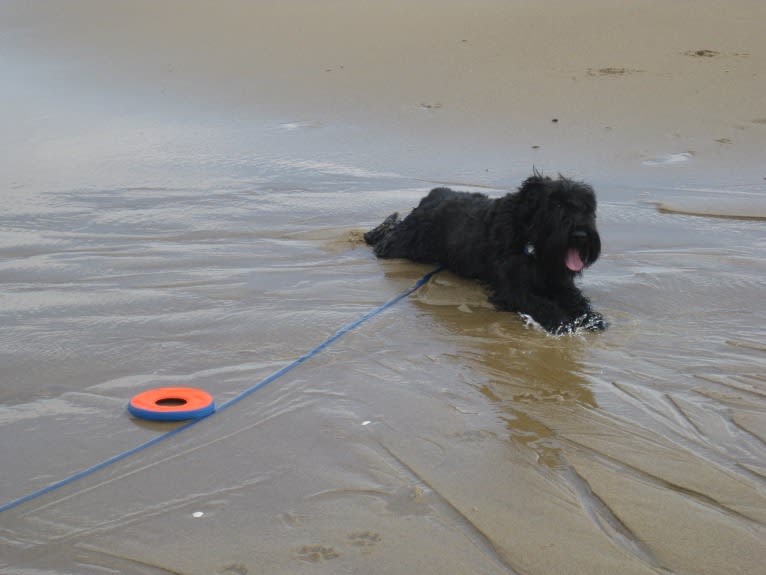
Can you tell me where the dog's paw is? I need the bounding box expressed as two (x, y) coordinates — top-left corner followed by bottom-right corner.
(556, 312), (607, 335)
(582, 311), (608, 331)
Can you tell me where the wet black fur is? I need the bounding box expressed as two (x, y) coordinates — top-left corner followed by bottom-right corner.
(364, 173), (606, 334)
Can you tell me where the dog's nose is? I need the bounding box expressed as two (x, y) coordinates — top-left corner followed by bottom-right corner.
(572, 229), (588, 239)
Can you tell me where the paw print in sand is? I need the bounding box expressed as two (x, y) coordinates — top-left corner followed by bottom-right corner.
(348, 531), (382, 548)
(218, 564), (247, 575)
(296, 545), (340, 563)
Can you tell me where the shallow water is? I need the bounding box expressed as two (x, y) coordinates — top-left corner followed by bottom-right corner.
(2, 3), (766, 574)
(3, 169), (765, 574)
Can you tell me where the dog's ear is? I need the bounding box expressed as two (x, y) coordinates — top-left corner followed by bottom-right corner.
(519, 172), (552, 196)
(517, 174), (552, 210)
(514, 174), (553, 243)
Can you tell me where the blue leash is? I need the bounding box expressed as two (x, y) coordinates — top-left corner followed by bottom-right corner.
(0, 266), (443, 513)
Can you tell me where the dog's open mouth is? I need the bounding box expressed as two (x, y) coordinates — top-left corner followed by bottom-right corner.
(566, 228), (596, 272)
(566, 248), (585, 272)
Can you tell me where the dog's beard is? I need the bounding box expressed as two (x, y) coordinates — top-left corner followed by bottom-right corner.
(540, 225), (600, 276)
(567, 227), (600, 273)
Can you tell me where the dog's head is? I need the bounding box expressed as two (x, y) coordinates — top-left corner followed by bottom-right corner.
(516, 173), (601, 277)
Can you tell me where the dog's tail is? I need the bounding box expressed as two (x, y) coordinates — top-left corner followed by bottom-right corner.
(364, 212), (400, 246)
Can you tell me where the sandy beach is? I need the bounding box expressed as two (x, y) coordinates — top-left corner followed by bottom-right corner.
(1, 2), (765, 574)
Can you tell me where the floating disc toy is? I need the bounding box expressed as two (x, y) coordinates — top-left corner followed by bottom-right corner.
(128, 387), (215, 421)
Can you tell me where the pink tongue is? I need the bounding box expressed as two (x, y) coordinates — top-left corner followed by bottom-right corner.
(566, 248), (585, 272)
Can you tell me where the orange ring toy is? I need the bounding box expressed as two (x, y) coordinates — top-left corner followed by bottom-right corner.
(128, 387), (215, 421)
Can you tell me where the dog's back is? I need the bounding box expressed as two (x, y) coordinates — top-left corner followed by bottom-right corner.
(365, 187), (495, 278)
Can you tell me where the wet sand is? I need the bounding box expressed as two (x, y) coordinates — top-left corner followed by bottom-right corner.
(2, 2), (765, 574)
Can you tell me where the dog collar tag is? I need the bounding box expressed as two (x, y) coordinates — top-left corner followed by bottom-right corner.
(524, 243), (535, 256)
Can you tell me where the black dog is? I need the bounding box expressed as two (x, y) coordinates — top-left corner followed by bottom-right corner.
(364, 173), (606, 334)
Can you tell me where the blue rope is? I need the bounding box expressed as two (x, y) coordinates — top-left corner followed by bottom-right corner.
(0, 266), (443, 514)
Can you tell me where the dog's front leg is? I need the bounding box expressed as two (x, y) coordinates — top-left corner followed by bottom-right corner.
(553, 287), (607, 334)
(489, 286), (567, 333)
(490, 284), (605, 334)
